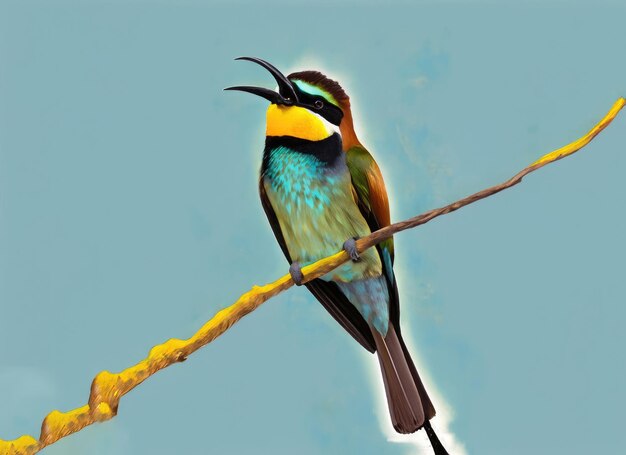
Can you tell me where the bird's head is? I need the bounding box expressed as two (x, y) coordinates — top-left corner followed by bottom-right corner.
(226, 57), (360, 148)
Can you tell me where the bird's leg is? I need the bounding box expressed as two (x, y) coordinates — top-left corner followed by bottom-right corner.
(343, 237), (360, 262)
(289, 261), (304, 286)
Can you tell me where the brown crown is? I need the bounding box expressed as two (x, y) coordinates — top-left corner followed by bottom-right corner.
(287, 70), (349, 104)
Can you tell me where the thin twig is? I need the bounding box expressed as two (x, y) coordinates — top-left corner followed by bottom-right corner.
(1, 97), (623, 455)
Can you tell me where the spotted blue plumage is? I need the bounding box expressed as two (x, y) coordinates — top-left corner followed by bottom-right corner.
(265, 146), (341, 215)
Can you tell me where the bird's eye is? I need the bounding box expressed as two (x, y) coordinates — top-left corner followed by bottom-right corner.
(314, 100), (324, 109)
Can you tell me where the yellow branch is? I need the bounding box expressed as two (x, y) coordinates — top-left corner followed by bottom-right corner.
(1, 97), (623, 455)
(532, 99), (626, 166)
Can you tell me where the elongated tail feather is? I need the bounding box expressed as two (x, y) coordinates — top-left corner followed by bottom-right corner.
(373, 324), (449, 454)
(393, 326), (436, 420)
(423, 420), (450, 455)
(373, 327), (423, 432)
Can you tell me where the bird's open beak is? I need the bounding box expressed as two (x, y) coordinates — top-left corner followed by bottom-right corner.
(224, 56), (299, 106)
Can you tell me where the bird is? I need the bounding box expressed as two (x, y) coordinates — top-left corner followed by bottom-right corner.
(226, 57), (449, 454)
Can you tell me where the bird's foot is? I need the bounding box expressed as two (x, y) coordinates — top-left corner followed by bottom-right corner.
(343, 237), (360, 262)
(289, 262), (304, 286)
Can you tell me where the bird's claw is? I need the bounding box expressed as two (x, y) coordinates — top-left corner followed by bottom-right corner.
(289, 262), (304, 286)
(343, 237), (360, 262)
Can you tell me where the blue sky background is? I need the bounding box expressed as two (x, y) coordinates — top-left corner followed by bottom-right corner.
(1, 1), (625, 454)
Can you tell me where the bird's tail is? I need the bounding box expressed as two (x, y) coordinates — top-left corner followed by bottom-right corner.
(372, 323), (449, 454)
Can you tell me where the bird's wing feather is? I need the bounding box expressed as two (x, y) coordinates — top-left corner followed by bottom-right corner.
(346, 146), (400, 328)
(259, 177), (376, 352)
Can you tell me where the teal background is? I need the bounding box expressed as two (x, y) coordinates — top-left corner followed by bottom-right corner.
(1, 1), (625, 454)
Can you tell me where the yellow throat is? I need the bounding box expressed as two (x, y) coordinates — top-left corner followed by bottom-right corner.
(265, 104), (332, 141)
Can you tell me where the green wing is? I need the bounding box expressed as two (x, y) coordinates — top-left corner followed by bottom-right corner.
(346, 146), (400, 327)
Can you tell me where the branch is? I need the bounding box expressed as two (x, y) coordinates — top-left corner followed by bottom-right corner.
(1, 98), (623, 455)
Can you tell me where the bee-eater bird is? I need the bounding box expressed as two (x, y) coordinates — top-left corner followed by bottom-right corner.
(226, 57), (448, 454)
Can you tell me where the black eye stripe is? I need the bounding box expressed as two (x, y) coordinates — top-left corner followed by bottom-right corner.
(291, 84), (343, 125)
(299, 92), (324, 104)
